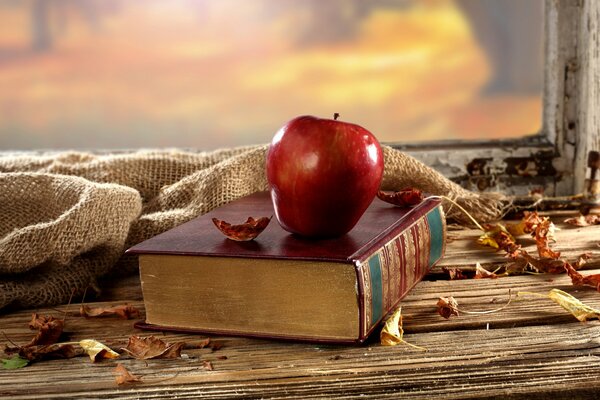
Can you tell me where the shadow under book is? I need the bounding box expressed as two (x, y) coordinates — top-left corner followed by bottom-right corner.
(126, 191), (446, 344)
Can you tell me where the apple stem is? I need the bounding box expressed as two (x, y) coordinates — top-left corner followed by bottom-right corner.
(333, 113), (340, 121)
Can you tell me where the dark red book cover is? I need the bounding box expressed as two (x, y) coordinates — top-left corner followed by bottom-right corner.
(127, 191), (446, 343)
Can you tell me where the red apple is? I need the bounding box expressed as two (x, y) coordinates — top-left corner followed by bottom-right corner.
(266, 115), (384, 238)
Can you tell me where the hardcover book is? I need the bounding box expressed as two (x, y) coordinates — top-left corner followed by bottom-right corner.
(127, 191), (446, 344)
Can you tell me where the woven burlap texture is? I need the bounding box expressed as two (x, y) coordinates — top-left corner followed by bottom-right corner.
(0, 145), (506, 311)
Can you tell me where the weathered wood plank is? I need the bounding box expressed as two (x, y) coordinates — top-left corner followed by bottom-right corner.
(1, 319), (600, 399)
(2, 216), (600, 399)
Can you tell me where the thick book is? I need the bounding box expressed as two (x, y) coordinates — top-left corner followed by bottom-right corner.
(127, 191), (446, 344)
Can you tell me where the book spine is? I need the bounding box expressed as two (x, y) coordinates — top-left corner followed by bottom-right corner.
(358, 205), (446, 338)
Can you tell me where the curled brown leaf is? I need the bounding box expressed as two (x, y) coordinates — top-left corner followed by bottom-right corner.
(114, 363), (142, 385)
(80, 304), (141, 320)
(212, 216), (271, 241)
(564, 214), (600, 227)
(474, 263), (498, 279)
(437, 297), (459, 319)
(565, 262), (600, 292)
(377, 188), (424, 208)
(122, 336), (185, 360)
(26, 314), (64, 347)
(11, 343), (83, 362)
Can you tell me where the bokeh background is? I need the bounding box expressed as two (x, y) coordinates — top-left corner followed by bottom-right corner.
(0, 0), (543, 150)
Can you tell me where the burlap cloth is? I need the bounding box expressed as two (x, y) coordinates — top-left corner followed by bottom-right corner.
(0, 145), (506, 312)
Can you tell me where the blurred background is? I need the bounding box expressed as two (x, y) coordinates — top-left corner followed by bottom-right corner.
(0, 0), (543, 150)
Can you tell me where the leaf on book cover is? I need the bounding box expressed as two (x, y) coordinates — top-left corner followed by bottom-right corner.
(1, 355), (29, 369)
(80, 304), (141, 319)
(26, 313), (64, 347)
(114, 363), (142, 385)
(564, 214), (600, 227)
(122, 335), (185, 360)
(377, 188), (424, 207)
(437, 297), (460, 319)
(79, 339), (120, 362)
(519, 289), (600, 322)
(212, 216), (271, 241)
(380, 308), (426, 350)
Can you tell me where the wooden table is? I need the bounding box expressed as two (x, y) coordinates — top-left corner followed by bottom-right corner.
(2, 222), (600, 399)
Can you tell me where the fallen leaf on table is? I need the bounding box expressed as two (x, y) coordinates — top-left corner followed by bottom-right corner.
(210, 341), (224, 352)
(122, 336), (185, 360)
(565, 262), (600, 292)
(17, 343), (82, 361)
(212, 216), (271, 241)
(436, 291), (512, 319)
(564, 214), (600, 227)
(1, 355), (29, 369)
(114, 363), (142, 385)
(377, 188), (424, 207)
(80, 304), (141, 320)
(533, 217), (560, 259)
(478, 224), (519, 253)
(517, 250), (566, 274)
(519, 289), (600, 322)
(437, 297), (460, 319)
(474, 263), (499, 279)
(26, 313), (64, 347)
(380, 308), (426, 350)
(442, 266), (472, 280)
(79, 339), (120, 362)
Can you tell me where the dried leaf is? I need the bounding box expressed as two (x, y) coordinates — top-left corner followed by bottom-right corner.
(519, 289), (600, 322)
(564, 214), (600, 227)
(114, 363), (142, 385)
(565, 262), (600, 292)
(17, 343), (82, 361)
(26, 313), (64, 347)
(79, 339), (120, 362)
(212, 216), (271, 241)
(210, 341), (224, 352)
(380, 308), (426, 350)
(526, 214), (560, 259)
(122, 336), (185, 360)
(478, 224), (520, 253)
(1, 355), (29, 369)
(474, 263), (498, 279)
(80, 304), (141, 319)
(519, 250), (566, 274)
(377, 188), (424, 207)
(202, 360), (214, 371)
(437, 297), (459, 319)
(442, 266), (472, 280)
(548, 289), (600, 322)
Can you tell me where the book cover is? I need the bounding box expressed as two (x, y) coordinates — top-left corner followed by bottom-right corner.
(127, 191), (446, 343)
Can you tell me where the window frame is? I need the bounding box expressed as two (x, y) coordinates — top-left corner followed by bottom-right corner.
(389, 0), (599, 197)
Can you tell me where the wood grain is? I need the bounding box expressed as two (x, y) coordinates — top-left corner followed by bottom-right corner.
(2, 223), (600, 399)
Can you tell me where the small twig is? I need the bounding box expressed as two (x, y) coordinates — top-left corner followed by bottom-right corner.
(425, 195), (486, 231)
(2, 331), (20, 348)
(516, 291), (548, 299)
(460, 290), (513, 315)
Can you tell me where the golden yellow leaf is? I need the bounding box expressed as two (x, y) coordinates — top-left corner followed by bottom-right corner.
(79, 339), (120, 363)
(380, 308), (426, 350)
(547, 289), (600, 322)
